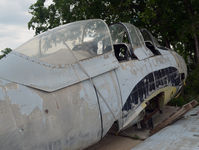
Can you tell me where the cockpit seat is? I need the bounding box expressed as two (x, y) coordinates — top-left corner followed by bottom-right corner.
(113, 43), (129, 61)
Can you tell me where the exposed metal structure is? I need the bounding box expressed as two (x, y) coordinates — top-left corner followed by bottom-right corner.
(0, 19), (187, 150)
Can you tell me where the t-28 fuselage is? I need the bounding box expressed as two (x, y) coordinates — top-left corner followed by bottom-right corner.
(0, 19), (187, 150)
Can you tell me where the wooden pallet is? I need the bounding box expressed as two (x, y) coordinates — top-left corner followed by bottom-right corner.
(150, 100), (198, 135)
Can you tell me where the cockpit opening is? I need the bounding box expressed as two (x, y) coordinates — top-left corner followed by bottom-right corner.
(113, 43), (130, 62)
(140, 29), (161, 56)
(109, 23), (138, 62)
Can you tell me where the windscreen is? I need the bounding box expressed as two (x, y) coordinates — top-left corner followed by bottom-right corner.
(123, 23), (146, 49)
(109, 24), (130, 44)
(15, 19), (112, 65)
(141, 30), (153, 43)
(141, 29), (162, 48)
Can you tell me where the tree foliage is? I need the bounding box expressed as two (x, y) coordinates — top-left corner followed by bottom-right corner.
(140, 0), (199, 64)
(28, 0), (146, 34)
(28, 0), (199, 65)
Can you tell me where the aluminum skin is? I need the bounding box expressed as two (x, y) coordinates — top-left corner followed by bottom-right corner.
(0, 19), (187, 150)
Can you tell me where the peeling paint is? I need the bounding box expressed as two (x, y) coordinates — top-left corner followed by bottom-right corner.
(6, 85), (43, 115)
(0, 19), (187, 150)
(0, 51), (119, 92)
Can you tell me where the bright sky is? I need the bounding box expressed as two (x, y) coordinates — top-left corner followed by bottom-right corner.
(0, 0), (44, 50)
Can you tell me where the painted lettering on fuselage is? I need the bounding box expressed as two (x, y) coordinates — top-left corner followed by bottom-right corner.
(122, 67), (182, 111)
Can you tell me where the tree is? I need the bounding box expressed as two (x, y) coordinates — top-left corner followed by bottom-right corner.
(183, 0), (199, 64)
(28, 0), (146, 34)
(140, 0), (199, 64)
(27, 0), (199, 103)
(28, 0), (199, 65)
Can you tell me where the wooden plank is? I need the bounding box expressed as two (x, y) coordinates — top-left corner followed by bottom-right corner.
(150, 100), (198, 135)
(132, 106), (199, 150)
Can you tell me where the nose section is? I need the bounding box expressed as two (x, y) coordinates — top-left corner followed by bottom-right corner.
(178, 54), (187, 82)
(178, 58), (187, 87)
(171, 51), (187, 82)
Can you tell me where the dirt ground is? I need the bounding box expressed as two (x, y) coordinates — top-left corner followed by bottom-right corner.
(86, 134), (142, 150)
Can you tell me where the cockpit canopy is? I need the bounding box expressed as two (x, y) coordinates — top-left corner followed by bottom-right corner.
(14, 19), (167, 65)
(15, 19), (113, 65)
(109, 23), (154, 60)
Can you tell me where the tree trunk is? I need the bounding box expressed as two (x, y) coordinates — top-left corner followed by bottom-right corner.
(165, 38), (171, 49)
(183, 0), (199, 64)
(193, 33), (199, 64)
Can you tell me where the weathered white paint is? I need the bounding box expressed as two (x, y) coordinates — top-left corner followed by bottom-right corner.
(0, 51), (118, 92)
(115, 51), (177, 108)
(0, 78), (10, 86)
(0, 87), (5, 100)
(171, 50), (188, 77)
(0, 19), (187, 150)
(132, 106), (199, 150)
(0, 78), (102, 150)
(6, 85), (43, 115)
(134, 47), (153, 60)
(93, 71), (122, 136)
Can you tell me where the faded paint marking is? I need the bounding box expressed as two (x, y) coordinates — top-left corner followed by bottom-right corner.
(123, 67), (181, 112)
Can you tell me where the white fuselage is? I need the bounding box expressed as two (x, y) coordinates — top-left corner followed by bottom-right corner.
(0, 47), (187, 150)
